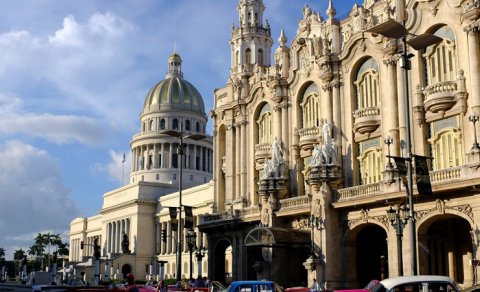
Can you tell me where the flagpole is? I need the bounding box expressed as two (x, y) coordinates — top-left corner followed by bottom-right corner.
(122, 153), (126, 186)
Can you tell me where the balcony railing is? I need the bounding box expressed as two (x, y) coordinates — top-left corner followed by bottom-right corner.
(423, 81), (457, 113)
(337, 183), (382, 201)
(353, 106), (381, 134)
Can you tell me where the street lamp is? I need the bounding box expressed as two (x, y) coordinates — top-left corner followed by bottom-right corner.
(307, 215), (324, 256)
(186, 231), (197, 281)
(162, 126), (206, 282)
(384, 136), (394, 169)
(366, 17), (442, 275)
(386, 205), (409, 276)
(469, 113), (480, 150)
(195, 246), (206, 277)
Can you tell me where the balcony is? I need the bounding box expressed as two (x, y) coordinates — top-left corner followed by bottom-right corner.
(297, 126), (320, 156)
(254, 143), (271, 167)
(353, 107), (381, 134)
(423, 81), (457, 113)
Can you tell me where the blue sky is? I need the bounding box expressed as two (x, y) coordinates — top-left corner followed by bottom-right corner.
(0, 0), (360, 259)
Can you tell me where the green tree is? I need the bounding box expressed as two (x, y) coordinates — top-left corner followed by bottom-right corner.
(0, 247), (5, 258)
(13, 249), (26, 278)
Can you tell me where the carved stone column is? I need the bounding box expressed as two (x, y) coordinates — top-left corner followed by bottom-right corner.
(464, 19), (480, 112)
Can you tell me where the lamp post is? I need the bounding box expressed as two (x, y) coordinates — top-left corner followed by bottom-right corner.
(162, 126), (206, 282)
(469, 113), (480, 150)
(384, 136), (393, 169)
(307, 215), (324, 256)
(186, 231), (197, 281)
(366, 17), (442, 275)
(195, 246), (206, 277)
(386, 205), (409, 276)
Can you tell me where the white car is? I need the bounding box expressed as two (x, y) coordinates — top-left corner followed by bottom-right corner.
(370, 275), (461, 292)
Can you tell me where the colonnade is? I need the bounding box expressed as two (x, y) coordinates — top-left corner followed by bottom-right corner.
(156, 218), (207, 255)
(131, 143), (213, 173)
(106, 218), (130, 254)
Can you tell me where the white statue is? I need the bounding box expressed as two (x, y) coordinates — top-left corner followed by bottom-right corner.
(270, 137), (285, 177)
(262, 159), (274, 179)
(311, 144), (324, 167)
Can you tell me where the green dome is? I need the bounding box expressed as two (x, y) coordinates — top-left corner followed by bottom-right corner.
(143, 52), (206, 115)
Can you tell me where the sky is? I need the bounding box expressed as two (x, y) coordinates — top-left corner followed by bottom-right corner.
(0, 0), (360, 260)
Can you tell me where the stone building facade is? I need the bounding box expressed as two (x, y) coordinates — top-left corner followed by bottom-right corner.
(200, 0), (480, 289)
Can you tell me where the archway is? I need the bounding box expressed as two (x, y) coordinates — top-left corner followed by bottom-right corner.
(355, 224), (388, 287)
(121, 264), (132, 279)
(418, 215), (473, 285)
(213, 239), (232, 285)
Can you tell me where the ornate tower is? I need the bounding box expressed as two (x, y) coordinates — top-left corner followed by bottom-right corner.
(230, 0), (273, 75)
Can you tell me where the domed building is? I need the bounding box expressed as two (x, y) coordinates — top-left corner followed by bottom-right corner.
(130, 52), (212, 188)
(69, 53), (214, 282)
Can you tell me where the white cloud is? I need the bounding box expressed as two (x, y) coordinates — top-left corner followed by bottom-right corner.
(0, 140), (80, 259)
(0, 93), (115, 145)
(92, 150), (131, 183)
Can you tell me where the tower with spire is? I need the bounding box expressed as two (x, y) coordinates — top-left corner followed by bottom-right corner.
(230, 0), (273, 75)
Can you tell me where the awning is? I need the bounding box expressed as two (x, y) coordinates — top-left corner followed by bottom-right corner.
(244, 226), (310, 247)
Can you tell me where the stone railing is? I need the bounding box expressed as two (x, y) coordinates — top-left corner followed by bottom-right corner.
(280, 195), (310, 209)
(337, 182), (381, 201)
(254, 143), (272, 152)
(353, 106), (381, 119)
(423, 81), (457, 97)
(430, 167), (462, 183)
(297, 126), (320, 139)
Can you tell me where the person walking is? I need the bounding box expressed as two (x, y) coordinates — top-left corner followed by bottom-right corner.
(126, 273), (139, 292)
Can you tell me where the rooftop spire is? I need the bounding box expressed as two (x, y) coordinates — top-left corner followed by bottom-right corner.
(327, 0), (336, 19)
(278, 29), (287, 47)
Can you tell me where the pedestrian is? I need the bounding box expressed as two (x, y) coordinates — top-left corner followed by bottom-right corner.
(125, 273), (139, 292)
(156, 280), (166, 292)
(194, 275), (205, 288)
(310, 279), (321, 292)
(203, 277), (209, 287)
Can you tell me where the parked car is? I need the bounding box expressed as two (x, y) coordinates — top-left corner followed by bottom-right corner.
(222, 280), (283, 292)
(370, 276), (460, 292)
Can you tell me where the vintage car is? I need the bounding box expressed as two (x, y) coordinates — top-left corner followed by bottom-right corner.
(370, 276), (461, 292)
(221, 280), (283, 292)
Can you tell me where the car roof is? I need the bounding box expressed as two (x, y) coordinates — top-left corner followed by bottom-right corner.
(230, 281), (274, 285)
(379, 276), (455, 289)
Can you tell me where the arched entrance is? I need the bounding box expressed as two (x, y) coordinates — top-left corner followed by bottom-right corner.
(213, 239), (232, 285)
(356, 224), (388, 286)
(121, 263), (132, 279)
(345, 223), (388, 288)
(418, 215), (473, 285)
(244, 226), (309, 287)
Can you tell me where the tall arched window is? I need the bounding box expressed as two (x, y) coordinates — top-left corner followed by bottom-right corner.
(357, 139), (382, 185)
(424, 26), (456, 85)
(149, 120), (154, 131)
(185, 120), (191, 131)
(429, 116), (463, 170)
(246, 48), (252, 64)
(173, 119), (179, 130)
(300, 83), (320, 128)
(257, 103), (273, 144)
(160, 119), (166, 130)
(196, 122), (200, 132)
(354, 58), (380, 111)
(258, 49), (264, 66)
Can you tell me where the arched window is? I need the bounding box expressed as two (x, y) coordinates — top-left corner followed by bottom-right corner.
(424, 26), (456, 85)
(257, 103), (273, 144)
(173, 119), (179, 130)
(185, 120), (191, 131)
(149, 120), (154, 131)
(429, 116), (463, 170)
(160, 119), (166, 130)
(354, 58), (380, 111)
(196, 122), (200, 132)
(357, 139), (382, 185)
(142, 122), (146, 132)
(258, 49), (263, 66)
(246, 48), (252, 64)
(301, 83), (320, 128)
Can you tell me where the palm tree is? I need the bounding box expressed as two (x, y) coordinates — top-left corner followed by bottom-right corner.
(13, 249), (26, 278)
(0, 247), (5, 259)
(34, 233), (47, 270)
(57, 243), (69, 257)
